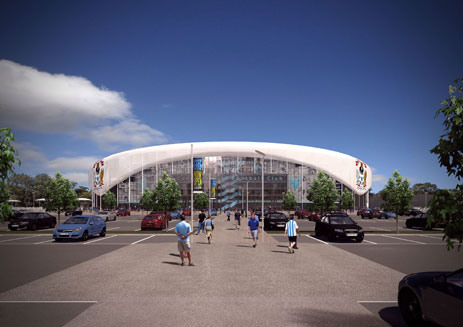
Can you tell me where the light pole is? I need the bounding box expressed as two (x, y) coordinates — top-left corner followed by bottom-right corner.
(246, 181), (249, 218)
(255, 150), (265, 241)
(190, 144), (194, 230)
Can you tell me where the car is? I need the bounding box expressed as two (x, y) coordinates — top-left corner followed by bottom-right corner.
(8, 212), (56, 231)
(295, 209), (311, 219)
(405, 213), (446, 230)
(117, 208), (130, 216)
(6, 210), (24, 222)
(182, 209), (191, 216)
(409, 208), (423, 217)
(357, 208), (369, 216)
(382, 211), (396, 219)
(53, 215), (106, 241)
(210, 209), (218, 216)
(309, 212), (322, 221)
(169, 210), (181, 219)
(315, 213), (364, 242)
(98, 211), (116, 221)
(65, 209), (83, 216)
(141, 214), (167, 230)
(263, 212), (288, 230)
(398, 268), (463, 327)
(361, 208), (383, 219)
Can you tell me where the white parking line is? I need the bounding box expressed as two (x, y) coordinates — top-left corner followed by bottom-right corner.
(0, 235), (42, 243)
(305, 234), (328, 244)
(381, 235), (426, 244)
(133, 228), (141, 231)
(83, 235), (117, 244)
(0, 300), (98, 303)
(107, 227), (120, 231)
(370, 227), (391, 231)
(131, 235), (156, 245)
(34, 239), (54, 244)
(357, 300), (397, 303)
(418, 235), (443, 240)
(363, 239), (377, 244)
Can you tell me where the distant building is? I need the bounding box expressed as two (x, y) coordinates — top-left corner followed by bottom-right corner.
(89, 142), (372, 210)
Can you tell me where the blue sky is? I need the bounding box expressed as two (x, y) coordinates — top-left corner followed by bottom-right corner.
(1, 0), (462, 191)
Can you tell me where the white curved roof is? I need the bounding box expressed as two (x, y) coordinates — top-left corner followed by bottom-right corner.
(89, 142), (372, 196)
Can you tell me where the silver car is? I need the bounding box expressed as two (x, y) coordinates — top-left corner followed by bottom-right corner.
(98, 211), (116, 222)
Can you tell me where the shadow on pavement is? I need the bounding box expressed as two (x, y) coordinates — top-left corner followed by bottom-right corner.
(162, 261), (181, 265)
(378, 306), (408, 327)
(271, 250), (291, 254)
(235, 245), (252, 248)
(169, 253), (180, 257)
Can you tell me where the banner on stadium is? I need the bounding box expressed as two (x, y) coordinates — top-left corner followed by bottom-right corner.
(210, 179), (216, 199)
(193, 158), (203, 191)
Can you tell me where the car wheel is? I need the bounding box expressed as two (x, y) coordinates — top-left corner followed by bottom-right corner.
(55, 238), (62, 242)
(30, 224), (37, 231)
(399, 289), (424, 327)
(315, 229), (321, 237)
(114, 217), (116, 221)
(100, 228), (106, 237)
(361, 215), (365, 219)
(356, 235), (364, 243)
(141, 228), (145, 231)
(81, 230), (88, 241)
(9, 227), (17, 231)
(50, 223), (56, 228)
(106, 217), (108, 222)
(328, 232), (335, 242)
(406, 221), (412, 229)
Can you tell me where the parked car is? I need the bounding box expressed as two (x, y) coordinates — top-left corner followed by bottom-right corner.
(382, 211), (397, 219)
(405, 213), (446, 230)
(295, 209), (311, 219)
(169, 210), (181, 219)
(98, 211), (116, 221)
(398, 268), (463, 327)
(182, 209), (191, 216)
(53, 215), (106, 241)
(210, 209), (218, 216)
(409, 208), (423, 217)
(309, 212), (322, 221)
(117, 208), (130, 216)
(6, 210), (24, 222)
(8, 212), (56, 231)
(361, 208), (383, 219)
(141, 214), (167, 230)
(263, 212), (288, 230)
(65, 209), (83, 216)
(357, 208), (369, 216)
(315, 213), (364, 242)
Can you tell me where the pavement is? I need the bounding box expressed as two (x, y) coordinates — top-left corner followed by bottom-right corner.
(0, 213), (420, 327)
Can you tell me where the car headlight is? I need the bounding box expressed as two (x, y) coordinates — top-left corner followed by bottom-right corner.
(73, 227), (82, 233)
(334, 229), (344, 233)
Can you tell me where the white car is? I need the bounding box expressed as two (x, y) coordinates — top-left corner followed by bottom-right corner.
(98, 211), (116, 221)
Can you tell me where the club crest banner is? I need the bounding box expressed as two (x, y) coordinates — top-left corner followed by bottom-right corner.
(211, 179), (216, 198)
(193, 158), (203, 191)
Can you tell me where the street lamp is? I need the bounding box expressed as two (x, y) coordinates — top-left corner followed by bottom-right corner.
(255, 150), (265, 240)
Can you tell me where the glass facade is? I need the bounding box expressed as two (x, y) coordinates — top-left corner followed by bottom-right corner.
(111, 155), (365, 210)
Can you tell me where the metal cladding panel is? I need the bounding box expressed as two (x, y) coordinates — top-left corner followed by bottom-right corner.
(89, 142), (372, 196)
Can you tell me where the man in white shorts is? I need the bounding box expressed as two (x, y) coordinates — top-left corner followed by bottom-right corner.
(175, 215), (194, 266)
(248, 211), (260, 248)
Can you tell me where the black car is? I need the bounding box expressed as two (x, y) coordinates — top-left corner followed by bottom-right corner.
(405, 213), (445, 230)
(8, 212), (57, 231)
(398, 268), (463, 327)
(65, 209), (83, 216)
(263, 212), (288, 230)
(315, 213), (364, 242)
(5, 210), (24, 222)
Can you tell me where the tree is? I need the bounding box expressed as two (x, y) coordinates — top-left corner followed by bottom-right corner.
(380, 170), (414, 233)
(33, 173), (51, 200)
(7, 173), (34, 206)
(0, 126), (20, 223)
(429, 78), (463, 250)
(306, 171), (338, 214)
(102, 191), (117, 210)
(412, 183), (438, 194)
(282, 191), (297, 213)
(339, 189), (354, 212)
(140, 189), (155, 211)
(43, 172), (77, 224)
(74, 185), (91, 199)
(152, 172), (182, 230)
(194, 192), (209, 210)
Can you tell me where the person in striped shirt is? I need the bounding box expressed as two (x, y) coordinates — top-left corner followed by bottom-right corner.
(285, 214), (300, 253)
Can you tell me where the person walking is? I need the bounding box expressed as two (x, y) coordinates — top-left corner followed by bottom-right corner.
(196, 209), (206, 234)
(204, 214), (214, 244)
(285, 214), (300, 253)
(234, 209), (241, 229)
(248, 211), (259, 248)
(175, 215), (194, 266)
(226, 209), (230, 221)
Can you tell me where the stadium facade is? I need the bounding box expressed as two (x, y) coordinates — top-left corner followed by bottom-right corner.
(89, 142), (372, 211)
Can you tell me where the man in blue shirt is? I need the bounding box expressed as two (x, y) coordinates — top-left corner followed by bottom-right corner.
(175, 215), (194, 266)
(285, 214), (300, 254)
(248, 211), (260, 248)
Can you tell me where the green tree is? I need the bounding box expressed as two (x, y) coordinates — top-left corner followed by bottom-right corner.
(282, 191), (297, 213)
(102, 191), (117, 210)
(194, 192), (209, 210)
(412, 182), (438, 194)
(74, 185), (91, 198)
(429, 78), (463, 250)
(339, 189), (354, 212)
(153, 172), (182, 230)
(7, 173), (34, 206)
(306, 171), (338, 214)
(380, 170), (414, 233)
(140, 189), (155, 211)
(33, 173), (52, 200)
(43, 172), (77, 224)
(0, 126), (21, 223)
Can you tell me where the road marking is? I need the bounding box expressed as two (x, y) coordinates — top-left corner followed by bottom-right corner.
(0, 300), (98, 303)
(305, 234), (328, 244)
(107, 227), (120, 231)
(133, 228), (141, 231)
(380, 235), (426, 244)
(363, 239), (377, 244)
(131, 235), (156, 244)
(370, 227), (391, 231)
(418, 235), (442, 240)
(83, 235), (117, 244)
(357, 300), (397, 303)
(167, 226), (175, 231)
(34, 239), (54, 244)
(0, 235), (42, 243)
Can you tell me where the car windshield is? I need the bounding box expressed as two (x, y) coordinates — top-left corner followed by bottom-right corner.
(269, 214), (285, 219)
(98, 211), (108, 214)
(330, 216), (355, 224)
(19, 213), (37, 219)
(63, 217), (89, 224)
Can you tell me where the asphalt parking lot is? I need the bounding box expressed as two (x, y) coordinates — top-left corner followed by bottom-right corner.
(0, 214), (461, 326)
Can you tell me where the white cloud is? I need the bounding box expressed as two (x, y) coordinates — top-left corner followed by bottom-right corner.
(13, 142), (47, 163)
(61, 172), (89, 185)
(85, 119), (168, 150)
(47, 156), (98, 171)
(0, 60), (131, 133)
(372, 174), (387, 184)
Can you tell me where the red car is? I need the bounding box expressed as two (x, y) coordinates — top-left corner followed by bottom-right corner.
(357, 208), (369, 216)
(295, 209), (311, 219)
(182, 209), (191, 216)
(309, 212), (321, 221)
(141, 214), (166, 230)
(117, 208), (131, 216)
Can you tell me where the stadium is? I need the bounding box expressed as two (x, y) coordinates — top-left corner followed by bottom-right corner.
(88, 142), (372, 211)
